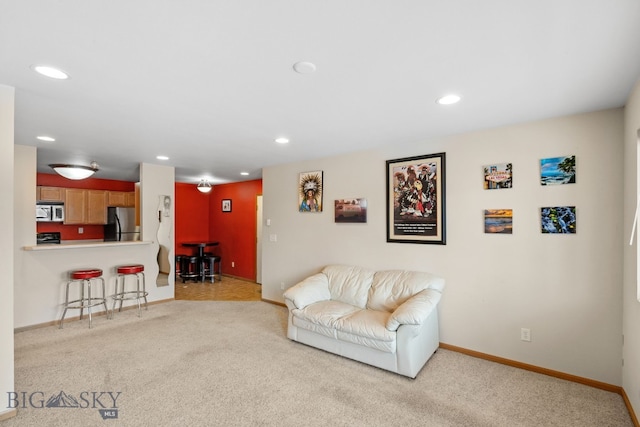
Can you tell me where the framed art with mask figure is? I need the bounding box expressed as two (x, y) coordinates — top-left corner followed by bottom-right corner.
(299, 171), (323, 213)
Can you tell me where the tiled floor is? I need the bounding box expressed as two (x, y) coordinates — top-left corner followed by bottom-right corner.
(174, 275), (262, 301)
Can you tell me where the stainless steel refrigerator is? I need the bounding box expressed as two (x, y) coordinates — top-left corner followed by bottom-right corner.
(104, 207), (140, 241)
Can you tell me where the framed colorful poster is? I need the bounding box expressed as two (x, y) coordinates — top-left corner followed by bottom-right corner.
(299, 171), (323, 212)
(540, 155), (576, 185)
(386, 152), (446, 244)
(483, 163), (512, 189)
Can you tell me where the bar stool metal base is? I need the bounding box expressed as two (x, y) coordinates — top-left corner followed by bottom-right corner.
(60, 268), (108, 329)
(112, 265), (148, 318)
(201, 255), (222, 283)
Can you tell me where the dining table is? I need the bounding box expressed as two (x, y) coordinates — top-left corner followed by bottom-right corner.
(181, 241), (219, 282)
(181, 241), (219, 257)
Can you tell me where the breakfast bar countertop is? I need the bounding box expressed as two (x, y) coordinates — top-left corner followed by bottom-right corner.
(23, 240), (153, 251)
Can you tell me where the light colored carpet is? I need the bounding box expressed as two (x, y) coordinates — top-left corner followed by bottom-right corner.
(6, 301), (633, 426)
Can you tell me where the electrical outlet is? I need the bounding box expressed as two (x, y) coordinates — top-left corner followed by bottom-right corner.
(521, 328), (531, 342)
(78, 227), (83, 234)
(231, 261), (235, 268)
(280, 282), (285, 290)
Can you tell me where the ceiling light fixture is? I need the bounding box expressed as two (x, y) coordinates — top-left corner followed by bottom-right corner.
(49, 161), (99, 180)
(240, 172), (249, 176)
(156, 155), (169, 160)
(31, 65), (69, 80)
(37, 136), (55, 142)
(436, 94), (462, 105)
(275, 137), (289, 144)
(197, 179), (212, 193)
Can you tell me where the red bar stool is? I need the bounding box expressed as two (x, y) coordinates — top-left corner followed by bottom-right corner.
(112, 264), (148, 318)
(60, 268), (108, 329)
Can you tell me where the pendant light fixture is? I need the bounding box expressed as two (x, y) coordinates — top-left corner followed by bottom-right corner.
(49, 161), (99, 180)
(197, 179), (212, 193)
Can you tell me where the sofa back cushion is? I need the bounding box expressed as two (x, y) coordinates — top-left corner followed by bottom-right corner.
(322, 265), (375, 308)
(367, 270), (445, 313)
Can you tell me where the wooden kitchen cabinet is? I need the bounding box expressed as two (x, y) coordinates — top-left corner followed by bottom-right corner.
(64, 189), (108, 224)
(64, 189), (86, 224)
(134, 184), (140, 226)
(108, 191), (126, 207)
(125, 191), (136, 207)
(87, 190), (108, 224)
(37, 186), (64, 202)
(108, 191), (136, 207)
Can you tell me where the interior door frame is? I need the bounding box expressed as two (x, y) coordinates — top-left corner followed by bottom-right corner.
(256, 194), (263, 284)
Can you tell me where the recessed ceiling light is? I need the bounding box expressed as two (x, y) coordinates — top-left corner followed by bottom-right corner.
(436, 94), (461, 105)
(275, 137), (290, 144)
(37, 136), (55, 142)
(240, 172), (249, 176)
(31, 65), (69, 80)
(156, 155), (169, 160)
(293, 61), (317, 74)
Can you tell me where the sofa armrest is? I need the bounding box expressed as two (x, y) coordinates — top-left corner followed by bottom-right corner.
(283, 273), (331, 310)
(386, 289), (442, 331)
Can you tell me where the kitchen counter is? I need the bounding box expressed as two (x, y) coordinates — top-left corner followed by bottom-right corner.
(17, 237), (163, 329)
(23, 240), (152, 251)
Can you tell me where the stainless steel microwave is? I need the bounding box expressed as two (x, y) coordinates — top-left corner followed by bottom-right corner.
(36, 204), (64, 222)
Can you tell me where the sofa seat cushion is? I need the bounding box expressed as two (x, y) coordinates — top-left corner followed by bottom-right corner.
(291, 316), (337, 339)
(291, 301), (397, 353)
(336, 309), (396, 353)
(291, 300), (360, 339)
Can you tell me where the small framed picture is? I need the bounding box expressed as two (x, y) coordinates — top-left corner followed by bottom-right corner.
(299, 170), (323, 212)
(541, 206), (576, 233)
(222, 199), (232, 212)
(335, 198), (367, 223)
(540, 155), (576, 185)
(484, 209), (513, 234)
(483, 163), (512, 189)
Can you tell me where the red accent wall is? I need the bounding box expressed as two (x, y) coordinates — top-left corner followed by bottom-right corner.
(175, 182), (211, 255)
(174, 179), (262, 281)
(36, 173), (136, 240)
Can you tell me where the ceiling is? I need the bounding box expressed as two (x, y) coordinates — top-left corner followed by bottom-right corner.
(2, 1), (640, 184)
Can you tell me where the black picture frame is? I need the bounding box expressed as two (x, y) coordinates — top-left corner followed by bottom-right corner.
(386, 152), (446, 244)
(222, 199), (232, 212)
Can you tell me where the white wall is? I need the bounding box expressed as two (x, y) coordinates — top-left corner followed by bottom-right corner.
(262, 108), (624, 386)
(1, 85), (15, 419)
(623, 78), (640, 415)
(140, 162), (175, 299)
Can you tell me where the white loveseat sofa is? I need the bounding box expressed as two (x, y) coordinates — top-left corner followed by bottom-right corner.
(283, 265), (445, 378)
